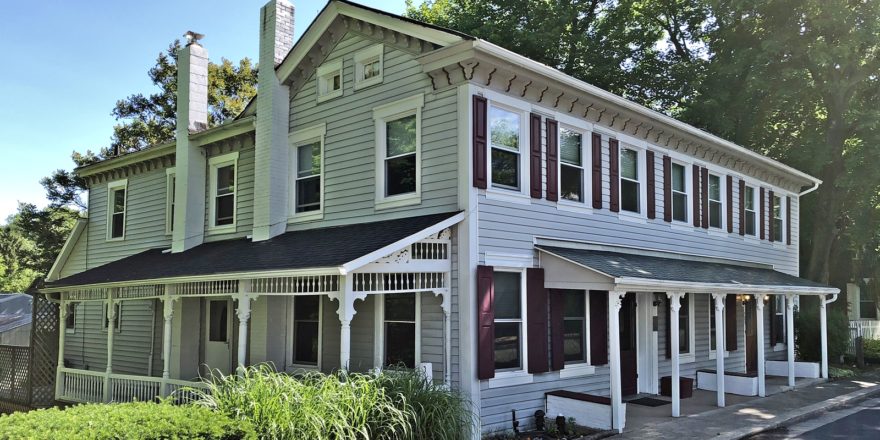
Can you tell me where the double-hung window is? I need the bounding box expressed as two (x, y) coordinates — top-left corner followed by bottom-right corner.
(209, 152), (238, 231)
(165, 168), (176, 234)
(620, 148), (640, 213)
(493, 271), (524, 371)
(383, 293), (418, 368)
(772, 194), (784, 242)
(772, 295), (786, 345)
(671, 163), (688, 222)
(563, 290), (588, 364)
(291, 296), (321, 367)
(374, 94), (423, 209)
(489, 105), (522, 191)
(106, 180), (127, 240)
(295, 142), (321, 213)
(708, 173), (723, 229)
(559, 128), (585, 202)
(744, 185), (757, 236)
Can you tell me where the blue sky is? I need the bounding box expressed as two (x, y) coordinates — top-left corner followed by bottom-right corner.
(0, 0), (407, 223)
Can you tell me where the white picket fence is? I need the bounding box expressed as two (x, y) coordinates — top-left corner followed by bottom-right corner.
(848, 320), (880, 354)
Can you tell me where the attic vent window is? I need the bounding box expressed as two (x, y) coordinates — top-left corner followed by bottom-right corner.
(354, 44), (384, 90)
(316, 59), (343, 102)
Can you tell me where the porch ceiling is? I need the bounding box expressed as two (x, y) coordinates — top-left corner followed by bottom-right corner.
(45, 211), (462, 290)
(537, 245), (839, 295)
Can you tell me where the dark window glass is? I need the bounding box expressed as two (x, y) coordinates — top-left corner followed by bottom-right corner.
(621, 179), (640, 213)
(385, 116), (417, 197)
(386, 155), (417, 196)
(560, 128), (584, 201)
(561, 166), (584, 202)
(745, 211), (756, 236)
(563, 290), (586, 363)
(111, 212), (125, 238)
(110, 188), (125, 238)
(671, 164), (687, 222)
(493, 272), (521, 320)
(493, 322), (521, 370)
(66, 304), (76, 329)
(209, 301), (228, 342)
(293, 296), (320, 365)
(490, 106), (520, 190)
(384, 294), (416, 368)
(491, 148), (519, 189)
(773, 296), (786, 344)
(709, 174), (722, 228)
(385, 294), (416, 321)
(296, 143), (321, 212)
(678, 294), (690, 353)
(709, 297), (717, 351)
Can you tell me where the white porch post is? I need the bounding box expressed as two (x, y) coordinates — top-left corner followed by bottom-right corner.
(819, 294), (838, 379)
(608, 290), (626, 432)
(160, 286), (176, 397)
(338, 275), (354, 370)
(755, 294), (767, 397)
(786, 293), (796, 387)
(668, 292), (683, 418)
(712, 293), (726, 407)
(234, 288), (255, 374)
(55, 299), (68, 400)
(103, 291), (118, 402)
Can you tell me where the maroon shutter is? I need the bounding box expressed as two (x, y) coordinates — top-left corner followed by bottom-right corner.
(768, 190), (775, 241)
(692, 165), (701, 227)
(726, 175), (733, 233)
(701, 167), (709, 229)
(546, 119), (559, 202)
(526, 268), (549, 374)
(591, 134), (602, 209)
(529, 113), (542, 199)
(609, 139), (620, 212)
(664, 296), (672, 359)
(646, 151), (656, 219)
(726, 294), (737, 350)
(549, 289), (565, 371)
(760, 188), (766, 240)
(472, 95), (488, 189)
(589, 291), (608, 365)
(477, 265), (495, 379)
(663, 155), (672, 222)
(786, 197), (792, 245)
(768, 296), (776, 344)
(739, 179), (746, 236)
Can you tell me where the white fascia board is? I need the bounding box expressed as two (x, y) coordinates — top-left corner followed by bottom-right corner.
(614, 277), (840, 295)
(339, 212), (465, 274)
(46, 217), (88, 282)
(190, 116), (256, 147)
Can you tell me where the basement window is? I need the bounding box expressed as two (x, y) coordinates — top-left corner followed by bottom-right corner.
(316, 60), (343, 102)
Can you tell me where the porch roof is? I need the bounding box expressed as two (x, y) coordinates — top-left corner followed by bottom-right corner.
(537, 246), (839, 295)
(45, 211), (462, 290)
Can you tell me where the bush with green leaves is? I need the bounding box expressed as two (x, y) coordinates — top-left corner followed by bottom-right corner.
(864, 338), (880, 359)
(796, 297), (849, 362)
(0, 401), (253, 439)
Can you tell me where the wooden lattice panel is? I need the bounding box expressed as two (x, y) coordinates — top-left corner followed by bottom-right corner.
(29, 293), (58, 408)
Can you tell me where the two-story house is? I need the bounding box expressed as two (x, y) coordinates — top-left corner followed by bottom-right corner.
(42, 0), (839, 436)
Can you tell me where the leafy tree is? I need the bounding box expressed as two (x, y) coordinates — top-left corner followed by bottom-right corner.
(0, 205), (77, 292)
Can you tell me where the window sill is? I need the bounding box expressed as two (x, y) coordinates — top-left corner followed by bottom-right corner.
(207, 225), (237, 235)
(289, 211), (324, 224)
(375, 194), (421, 211)
(487, 371), (533, 388)
(557, 200), (593, 215)
(559, 363), (596, 379)
(105, 236), (126, 243)
(354, 77), (382, 90)
(617, 212), (646, 224)
(317, 89), (343, 103)
(484, 188), (532, 205)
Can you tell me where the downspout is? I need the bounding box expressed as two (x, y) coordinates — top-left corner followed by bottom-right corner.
(798, 180), (821, 197)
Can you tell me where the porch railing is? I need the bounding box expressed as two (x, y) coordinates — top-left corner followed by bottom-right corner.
(847, 320), (880, 354)
(57, 367), (210, 404)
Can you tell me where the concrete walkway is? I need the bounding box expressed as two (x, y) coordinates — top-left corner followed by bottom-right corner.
(614, 377), (880, 439)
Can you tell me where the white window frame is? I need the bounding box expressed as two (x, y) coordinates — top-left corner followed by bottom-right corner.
(288, 123), (326, 223)
(707, 172), (725, 230)
(374, 292), (422, 369)
(316, 59), (343, 102)
(557, 124), (590, 208)
(102, 302), (122, 333)
(559, 290), (597, 378)
(353, 44), (384, 90)
(670, 160), (692, 225)
(485, 96), (531, 201)
(743, 184), (758, 238)
(287, 295), (323, 371)
(65, 303), (77, 334)
(708, 296), (730, 359)
(487, 267), (533, 388)
(772, 194), (786, 243)
(207, 151), (239, 233)
(617, 142), (648, 219)
(373, 93), (424, 210)
(106, 179), (128, 241)
(165, 168), (176, 235)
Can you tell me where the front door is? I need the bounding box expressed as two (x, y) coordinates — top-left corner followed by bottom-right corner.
(620, 293), (638, 396)
(745, 298), (758, 373)
(204, 298), (233, 374)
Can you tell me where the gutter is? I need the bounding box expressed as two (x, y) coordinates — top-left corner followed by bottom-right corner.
(798, 180), (821, 197)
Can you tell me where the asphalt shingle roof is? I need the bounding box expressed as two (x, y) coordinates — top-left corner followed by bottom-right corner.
(48, 212), (460, 288)
(537, 246), (832, 289)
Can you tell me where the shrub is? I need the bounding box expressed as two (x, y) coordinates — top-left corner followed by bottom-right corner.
(0, 401), (253, 439)
(864, 338), (880, 359)
(796, 297), (849, 362)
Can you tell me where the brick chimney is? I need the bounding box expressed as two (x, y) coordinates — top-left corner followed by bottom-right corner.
(172, 34), (209, 252)
(252, 0), (294, 242)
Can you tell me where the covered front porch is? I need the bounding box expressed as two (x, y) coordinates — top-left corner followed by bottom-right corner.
(538, 245), (840, 433)
(43, 213), (462, 404)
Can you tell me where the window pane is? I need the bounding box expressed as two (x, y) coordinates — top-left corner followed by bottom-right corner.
(491, 148), (519, 189)
(216, 194), (234, 225)
(709, 175), (721, 201)
(560, 129), (581, 166)
(294, 321), (319, 364)
(494, 272), (521, 320)
(216, 165), (235, 196)
(209, 301), (228, 342)
(385, 294), (416, 321)
(385, 322), (416, 367)
(386, 155), (417, 196)
(489, 107), (519, 150)
(774, 219), (783, 242)
(678, 294), (689, 353)
(621, 179), (640, 213)
(710, 201), (722, 228)
(297, 143), (321, 178)
(620, 149), (638, 180)
(563, 319), (586, 363)
(364, 59), (380, 79)
(745, 187), (755, 210)
(296, 176), (321, 212)
(746, 212), (756, 236)
(673, 193), (687, 222)
(563, 291), (585, 318)
(332, 73), (341, 91)
(113, 189), (126, 213)
(387, 115), (417, 157)
(66, 304), (76, 329)
(294, 296), (320, 321)
(672, 164), (685, 192)
(111, 213), (125, 238)
(773, 196), (782, 219)
(560, 165), (583, 202)
(493, 322), (521, 370)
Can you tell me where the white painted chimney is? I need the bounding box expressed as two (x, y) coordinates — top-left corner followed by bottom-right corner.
(172, 35), (210, 252)
(252, 0), (294, 241)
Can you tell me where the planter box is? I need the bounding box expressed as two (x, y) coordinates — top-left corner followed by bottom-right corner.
(765, 360), (820, 378)
(545, 390), (625, 431)
(660, 376), (694, 398)
(696, 370), (758, 396)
